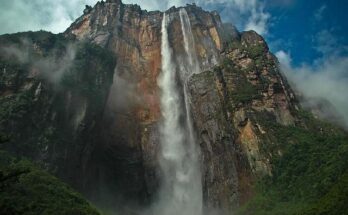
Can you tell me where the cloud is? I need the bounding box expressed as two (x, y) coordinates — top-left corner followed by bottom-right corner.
(314, 29), (348, 57)
(0, 0), (97, 34)
(1, 39), (77, 84)
(314, 4), (327, 21)
(0, 0), (271, 36)
(1, 39), (32, 63)
(276, 30), (348, 129)
(121, 0), (272, 35)
(33, 44), (77, 83)
(196, 0), (271, 35)
(274, 4), (348, 129)
(275, 50), (291, 67)
(244, 6), (270, 35)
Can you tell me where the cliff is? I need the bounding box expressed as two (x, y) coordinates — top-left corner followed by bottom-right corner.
(0, 0), (347, 214)
(65, 0), (243, 210)
(63, 0), (299, 210)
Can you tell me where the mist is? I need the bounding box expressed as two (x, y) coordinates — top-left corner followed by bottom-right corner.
(1, 38), (77, 85)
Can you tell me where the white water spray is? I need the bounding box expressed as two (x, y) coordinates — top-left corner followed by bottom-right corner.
(179, 8), (201, 151)
(179, 9), (201, 76)
(156, 10), (202, 215)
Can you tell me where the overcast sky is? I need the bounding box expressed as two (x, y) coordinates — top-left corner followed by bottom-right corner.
(1, 0), (348, 127)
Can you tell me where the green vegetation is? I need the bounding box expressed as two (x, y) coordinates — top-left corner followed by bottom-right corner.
(0, 132), (9, 144)
(302, 172), (348, 215)
(225, 39), (265, 59)
(219, 58), (262, 106)
(0, 90), (35, 123)
(227, 41), (242, 51)
(222, 58), (235, 70)
(0, 151), (100, 215)
(246, 44), (265, 59)
(230, 77), (260, 105)
(239, 111), (348, 215)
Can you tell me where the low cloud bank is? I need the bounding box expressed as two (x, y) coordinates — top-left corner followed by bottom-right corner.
(1, 38), (76, 85)
(277, 49), (348, 128)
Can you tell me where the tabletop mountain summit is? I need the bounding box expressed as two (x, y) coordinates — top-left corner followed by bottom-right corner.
(0, 0), (347, 214)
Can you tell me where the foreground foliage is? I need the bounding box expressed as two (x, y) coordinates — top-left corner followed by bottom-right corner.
(0, 151), (100, 215)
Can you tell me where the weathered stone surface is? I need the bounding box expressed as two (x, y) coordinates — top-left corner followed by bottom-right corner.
(63, 0), (302, 211)
(65, 1), (236, 209)
(188, 71), (239, 210)
(0, 0), (302, 213)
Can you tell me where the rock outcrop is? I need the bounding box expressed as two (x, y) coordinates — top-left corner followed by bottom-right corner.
(0, 0), (302, 213)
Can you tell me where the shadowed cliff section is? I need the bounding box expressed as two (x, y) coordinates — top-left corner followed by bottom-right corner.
(0, 31), (116, 212)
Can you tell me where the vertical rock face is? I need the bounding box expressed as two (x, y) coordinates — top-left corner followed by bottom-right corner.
(65, 0), (239, 210)
(188, 31), (298, 208)
(0, 0), (300, 213)
(63, 0), (299, 212)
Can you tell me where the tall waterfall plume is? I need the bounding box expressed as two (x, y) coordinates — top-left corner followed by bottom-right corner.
(156, 10), (202, 215)
(179, 8), (201, 76)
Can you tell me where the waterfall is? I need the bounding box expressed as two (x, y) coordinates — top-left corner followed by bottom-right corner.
(156, 10), (202, 215)
(179, 8), (201, 151)
(179, 8), (200, 76)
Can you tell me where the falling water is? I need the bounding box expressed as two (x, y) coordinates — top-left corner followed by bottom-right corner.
(179, 8), (201, 76)
(156, 10), (202, 215)
(179, 8), (201, 151)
